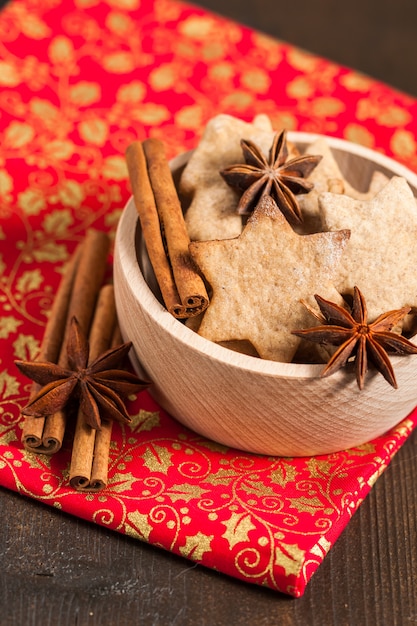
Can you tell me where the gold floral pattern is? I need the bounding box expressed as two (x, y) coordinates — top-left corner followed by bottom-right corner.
(1, 0), (417, 599)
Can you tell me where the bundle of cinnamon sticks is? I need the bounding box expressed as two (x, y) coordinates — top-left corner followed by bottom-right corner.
(21, 229), (120, 492)
(125, 138), (209, 319)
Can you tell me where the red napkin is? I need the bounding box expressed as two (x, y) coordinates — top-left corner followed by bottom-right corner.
(1, 0), (417, 597)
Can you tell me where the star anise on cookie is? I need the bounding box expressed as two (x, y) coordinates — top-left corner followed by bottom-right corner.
(220, 129), (322, 223)
(15, 317), (151, 429)
(292, 286), (417, 389)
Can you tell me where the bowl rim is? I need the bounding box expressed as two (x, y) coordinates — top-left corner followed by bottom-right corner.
(119, 131), (417, 381)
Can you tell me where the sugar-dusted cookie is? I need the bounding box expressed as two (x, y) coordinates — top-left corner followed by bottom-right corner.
(189, 195), (350, 362)
(319, 175), (417, 320)
(298, 137), (389, 233)
(180, 114), (297, 242)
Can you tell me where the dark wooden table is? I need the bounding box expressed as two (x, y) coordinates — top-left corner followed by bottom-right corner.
(2, 2), (417, 624)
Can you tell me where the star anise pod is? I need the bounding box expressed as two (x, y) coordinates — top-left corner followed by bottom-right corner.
(15, 316), (151, 429)
(219, 129), (322, 223)
(292, 286), (417, 389)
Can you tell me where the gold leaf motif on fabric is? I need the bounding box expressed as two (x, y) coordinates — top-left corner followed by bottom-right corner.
(69, 81), (102, 106)
(152, 0), (183, 22)
(241, 480), (282, 499)
(129, 409), (160, 433)
(19, 12), (51, 40)
(48, 36), (75, 64)
(221, 513), (256, 549)
(251, 33), (284, 69)
(21, 449), (52, 470)
(344, 123), (374, 148)
(201, 42), (225, 61)
(0, 371), (20, 399)
(78, 119), (109, 146)
(102, 52), (135, 74)
(4, 121), (35, 148)
(17, 189), (47, 215)
(126, 510), (153, 541)
(306, 458), (333, 478)
(204, 468), (241, 486)
(116, 81), (147, 103)
(357, 99), (412, 127)
(45, 140), (75, 161)
(0, 316), (22, 339)
(0, 170), (13, 199)
(105, 11), (134, 35)
(390, 129), (417, 160)
(339, 73), (373, 92)
(287, 49), (319, 72)
(73, 0), (100, 9)
(349, 442), (377, 457)
(141, 444), (173, 474)
(149, 65), (177, 92)
(274, 542), (305, 578)
(241, 69), (271, 94)
(179, 531), (214, 561)
(13, 334), (40, 361)
(32, 241), (68, 263)
(57, 180), (85, 208)
(133, 104), (171, 126)
(0, 425), (18, 447)
(269, 462), (297, 487)
(288, 496), (331, 515)
(0, 61), (20, 87)
(102, 155), (128, 180)
(308, 97), (345, 117)
(221, 91), (254, 111)
(207, 62), (234, 83)
(43, 210), (73, 235)
(29, 98), (60, 124)
(107, 0), (140, 9)
(16, 269), (43, 294)
(286, 76), (313, 99)
(166, 484), (210, 503)
(175, 105), (203, 130)
(178, 15), (217, 39)
(108, 471), (140, 493)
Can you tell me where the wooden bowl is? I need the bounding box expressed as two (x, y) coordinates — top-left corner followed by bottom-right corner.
(114, 132), (417, 457)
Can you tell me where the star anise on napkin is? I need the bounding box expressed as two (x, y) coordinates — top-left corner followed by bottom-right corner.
(220, 129), (322, 222)
(15, 317), (151, 429)
(292, 286), (417, 389)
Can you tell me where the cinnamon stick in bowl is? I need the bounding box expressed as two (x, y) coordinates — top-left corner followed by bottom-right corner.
(125, 139), (209, 319)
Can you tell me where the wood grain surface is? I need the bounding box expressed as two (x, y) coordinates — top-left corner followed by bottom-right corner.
(2, 1), (417, 625)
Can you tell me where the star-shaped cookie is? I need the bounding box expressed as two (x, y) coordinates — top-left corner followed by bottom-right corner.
(298, 137), (389, 233)
(180, 114), (298, 242)
(189, 195), (350, 362)
(319, 175), (417, 321)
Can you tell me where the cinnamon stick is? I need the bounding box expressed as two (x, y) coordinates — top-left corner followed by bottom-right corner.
(125, 139), (209, 318)
(69, 284), (117, 491)
(88, 323), (123, 489)
(22, 244), (82, 453)
(40, 229), (110, 453)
